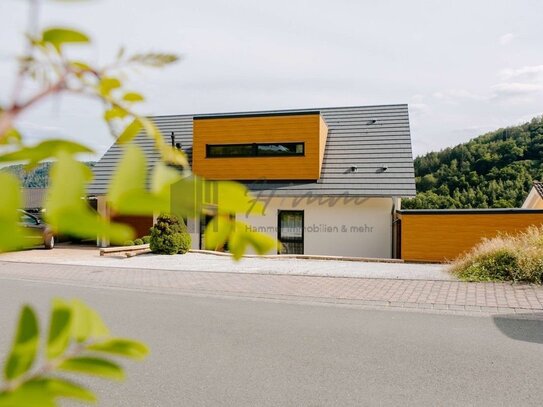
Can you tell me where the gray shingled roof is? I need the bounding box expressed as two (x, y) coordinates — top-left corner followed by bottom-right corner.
(533, 181), (543, 198)
(88, 104), (416, 197)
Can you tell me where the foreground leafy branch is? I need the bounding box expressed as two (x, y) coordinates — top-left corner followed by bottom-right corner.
(0, 299), (148, 406)
(0, 0), (277, 255)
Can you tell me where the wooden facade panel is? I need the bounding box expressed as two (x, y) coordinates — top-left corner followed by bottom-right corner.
(400, 212), (543, 262)
(111, 215), (154, 239)
(192, 114), (328, 180)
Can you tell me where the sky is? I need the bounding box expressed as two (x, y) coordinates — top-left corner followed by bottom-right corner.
(1, 0), (542, 160)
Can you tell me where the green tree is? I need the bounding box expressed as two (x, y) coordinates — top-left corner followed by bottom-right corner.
(404, 116), (543, 209)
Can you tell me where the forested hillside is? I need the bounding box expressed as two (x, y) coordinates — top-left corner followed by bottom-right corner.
(1, 162), (95, 188)
(403, 116), (543, 209)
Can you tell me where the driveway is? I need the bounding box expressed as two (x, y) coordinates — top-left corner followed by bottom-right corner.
(0, 245), (451, 280)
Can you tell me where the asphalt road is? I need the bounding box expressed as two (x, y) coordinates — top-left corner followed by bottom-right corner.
(0, 278), (542, 406)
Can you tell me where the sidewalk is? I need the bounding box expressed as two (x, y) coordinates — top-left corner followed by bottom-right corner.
(0, 246), (451, 280)
(1, 260), (542, 318)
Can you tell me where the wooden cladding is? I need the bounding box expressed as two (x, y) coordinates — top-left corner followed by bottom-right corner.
(111, 215), (154, 239)
(399, 210), (543, 262)
(192, 113), (328, 180)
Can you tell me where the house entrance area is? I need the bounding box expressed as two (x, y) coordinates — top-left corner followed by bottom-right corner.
(278, 210), (304, 254)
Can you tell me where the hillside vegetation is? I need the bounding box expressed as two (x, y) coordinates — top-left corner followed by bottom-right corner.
(403, 116), (543, 209)
(1, 162), (95, 188)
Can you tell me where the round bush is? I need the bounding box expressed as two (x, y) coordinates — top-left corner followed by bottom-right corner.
(133, 238), (144, 246)
(123, 240), (135, 246)
(141, 235), (151, 244)
(149, 214), (192, 255)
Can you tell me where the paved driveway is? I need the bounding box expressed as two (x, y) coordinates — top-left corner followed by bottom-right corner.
(0, 246), (451, 280)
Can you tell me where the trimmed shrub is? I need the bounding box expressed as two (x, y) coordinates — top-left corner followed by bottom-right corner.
(450, 226), (543, 283)
(178, 230), (191, 254)
(149, 214), (192, 255)
(133, 238), (144, 246)
(123, 240), (135, 246)
(141, 235), (151, 244)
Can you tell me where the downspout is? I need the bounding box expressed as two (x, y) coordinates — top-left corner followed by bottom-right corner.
(390, 197), (401, 259)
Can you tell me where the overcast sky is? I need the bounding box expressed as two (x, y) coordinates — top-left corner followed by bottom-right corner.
(1, 0), (542, 159)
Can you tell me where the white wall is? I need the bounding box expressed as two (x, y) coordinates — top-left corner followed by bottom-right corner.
(522, 188), (543, 209)
(193, 195), (394, 258)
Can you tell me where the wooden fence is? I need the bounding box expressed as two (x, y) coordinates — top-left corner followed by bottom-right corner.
(397, 209), (543, 262)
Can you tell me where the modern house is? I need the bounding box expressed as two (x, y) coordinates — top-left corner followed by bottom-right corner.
(522, 181), (543, 209)
(89, 105), (416, 258)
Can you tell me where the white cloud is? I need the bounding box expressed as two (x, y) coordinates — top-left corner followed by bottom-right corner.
(499, 33), (515, 45)
(499, 65), (543, 81)
(431, 89), (488, 103)
(492, 82), (543, 96)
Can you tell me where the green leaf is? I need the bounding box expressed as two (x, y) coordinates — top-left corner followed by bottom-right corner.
(45, 377), (95, 402)
(107, 144), (147, 209)
(204, 216), (233, 251)
(98, 77), (121, 97)
(138, 117), (188, 167)
(45, 152), (133, 244)
(46, 299), (72, 359)
(149, 162), (183, 212)
(0, 380), (55, 407)
(3, 306), (39, 380)
(169, 176), (264, 220)
(107, 145), (170, 215)
(0, 378), (95, 407)
(228, 221), (277, 260)
(59, 357), (124, 380)
(170, 175), (207, 219)
(0, 128), (22, 145)
(71, 299), (109, 342)
(103, 106), (128, 121)
(122, 92), (144, 102)
(70, 300), (91, 343)
(116, 118), (142, 144)
(87, 308), (110, 339)
(151, 162), (183, 196)
(0, 139), (93, 170)
(158, 142), (189, 167)
(128, 53), (179, 67)
(87, 338), (149, 360)
(216, 181), (265, 215)
(0, 173), (30, 251)
(244, 227), (278, 254)
(70, 60), (92, 73)
(42, 27), (89, 51)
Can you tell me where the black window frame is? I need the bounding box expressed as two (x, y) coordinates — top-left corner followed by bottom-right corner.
(277, 210), (304, 255)
(206, 142), (305, 158)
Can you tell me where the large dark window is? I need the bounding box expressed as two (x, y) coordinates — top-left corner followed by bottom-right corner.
(206, 142), (304, 158)
(278, 210), (304, 254)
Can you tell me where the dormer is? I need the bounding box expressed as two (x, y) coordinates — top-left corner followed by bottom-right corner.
(192, 112), (328, 180)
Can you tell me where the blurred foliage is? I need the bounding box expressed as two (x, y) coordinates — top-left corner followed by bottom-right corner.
(0, 0), (278, 403)
(403, 116), (543, 209)
(0, 299), (148, 406)
(0, 0), (276, 252)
